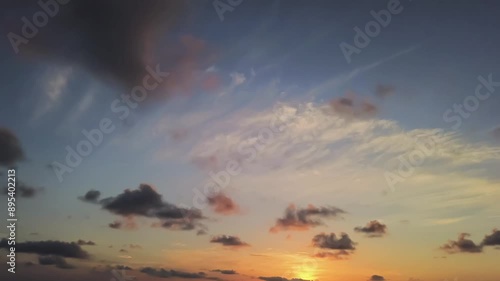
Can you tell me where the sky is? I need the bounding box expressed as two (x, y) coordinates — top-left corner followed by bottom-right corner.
(0, 1), (500, 281)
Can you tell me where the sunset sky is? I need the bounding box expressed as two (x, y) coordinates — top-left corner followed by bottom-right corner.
(1, 1), (500, 281)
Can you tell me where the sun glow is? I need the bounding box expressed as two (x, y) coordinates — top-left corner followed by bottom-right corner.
(295, 261), (318, 281)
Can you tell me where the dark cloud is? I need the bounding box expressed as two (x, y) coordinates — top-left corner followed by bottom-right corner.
(2, 182), (43, 198)
(76, 240), (95, 246)
(119, 249), (128, 253)
(327, 93), (378, 119)
(109, 221), (122, 229)
(4, 1), (222, 103)
(210, 235), (250, 248)
(129, 244), (142, 249)
(140, 267), (220, 280)
(312, 233), (356, 250)
(197, 229), (207, 236)
(207, 192), (240, 215)
(482, 229), (500, 246)
(4, 1), (179, 88)
(99, 184), (164, 216)
(270, 204), (346, 233)
(0, 239), (89, 259)
(108, 218), (138, 230)
(0, 128), (24, 166)
(38, 255), (74, 269)
(78, 190), (101, 203)
(440, 233), (483, 253)
(211, 269), (237, 275)
(375, 84), (395, 98)
(83, 184), (206, 232)
(354, 220), (388, 237)
(313, 250), (350, 260)
(259, 277), (311, 281)
(369, 275), (386, 281)
(115, 265), (133, 270)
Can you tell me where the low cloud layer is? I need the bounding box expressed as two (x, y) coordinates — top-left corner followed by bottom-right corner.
(211, 269), (237, 275)
(354, 220), (388, 237)
(313, 249), (351, 260)
(441, 233), (483, 253)
(2, 182), (43, 198)
(76, 240), (95, 246)
(482, 229), (500, 246)
(78, 190), (101, 203)
(312, 232), (356, 250)
(0, 239), (89, 259)
(140, 267), (219, 280)
(80, 184), (206, 232)
(441, 230), (500, 254)
(38, 255), (74, 269)
(210, 235), (250, 248)
(369, 275), (386, 281)
(0, 128), (24, 166)
(259, 277), (311, 281)
(270, 204), (346, 233)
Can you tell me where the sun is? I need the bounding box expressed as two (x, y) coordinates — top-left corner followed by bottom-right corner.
(295, 263), (318, 281)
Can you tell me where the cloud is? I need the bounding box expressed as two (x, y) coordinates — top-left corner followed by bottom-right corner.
(327, 92), (378, 119)
(119, 249), (128, 253)
(140, 267), (220, 280)
(440, 233), (483, 253)
(99, 184), (165, 216)
(0, 128), (24, 166)
(210, 235), (250, 248)
(129, 244), (142, 249)
(312, 232), (356, 250)
(108, 218), (138, 230)
(38, 255), (75, 269)
(211, 269), (237, 275)
(482, 229), (500, 246)
(109, 221), (122, 229)
(369, 275), (386, 281)
(230, 72), (246, 86)
(313, 249), (351, 260)
(0, 239), (89, 259)
(259, 277), (311, 281)
(207, 192), (240, 215)
(76, 240), (96, 246)
(354, 220), (388, 237)
(270, 204), (345, 233)
(31, 67), (72, 121)
(82, 184), (206, 232)
(2, 182), (43, 198)
(188, 101), (500, 193)
(375, 84), (395, 98)
(115, 265), (133, 270)
(8, 0), (184, 89)
(78, 190), (101, 203)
